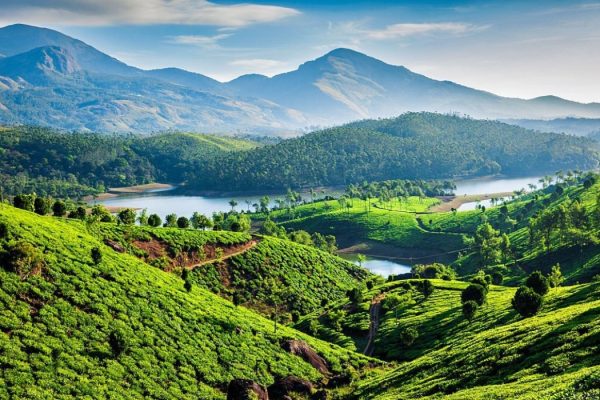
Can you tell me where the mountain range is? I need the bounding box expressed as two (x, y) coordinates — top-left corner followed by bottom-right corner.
(1, 23), (600, 134)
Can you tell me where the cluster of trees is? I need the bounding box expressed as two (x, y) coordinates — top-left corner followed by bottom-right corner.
(461, 272), (494, 321)
(529, 195), (600, 251)
(346, 179), (455, 202)
(185, 113), (599, 191)
(411, 263), (456, 280)
(260, 218), (337, 254)
(512, 267), (563, 317)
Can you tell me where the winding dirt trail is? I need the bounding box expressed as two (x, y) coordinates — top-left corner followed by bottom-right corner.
(363, 293), (386, 356)
(185, 239), (259, 271)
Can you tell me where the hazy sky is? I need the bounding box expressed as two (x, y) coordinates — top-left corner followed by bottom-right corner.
(2, 0), (599, 102)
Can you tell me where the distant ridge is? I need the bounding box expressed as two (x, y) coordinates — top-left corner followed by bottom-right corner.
(0, 24), (599, 133)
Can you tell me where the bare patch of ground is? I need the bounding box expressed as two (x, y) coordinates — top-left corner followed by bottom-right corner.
(430, 192), (512, 212)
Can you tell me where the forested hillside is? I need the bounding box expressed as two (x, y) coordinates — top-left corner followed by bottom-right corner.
(189, 113), (599, 191)
(0, 126), (257, 198)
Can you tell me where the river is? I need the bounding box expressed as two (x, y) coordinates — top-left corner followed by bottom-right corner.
(94, 175), (543, 219)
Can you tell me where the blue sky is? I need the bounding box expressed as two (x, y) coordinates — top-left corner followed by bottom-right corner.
(1, 0), (599, 102)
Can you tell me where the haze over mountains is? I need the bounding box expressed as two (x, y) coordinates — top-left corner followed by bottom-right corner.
(1, 24), (600, 134)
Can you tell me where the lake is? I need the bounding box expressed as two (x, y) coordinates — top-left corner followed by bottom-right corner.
(454, 176), (542, 195)
(342, 254), (412, 277)
(94, 175), (544, 219)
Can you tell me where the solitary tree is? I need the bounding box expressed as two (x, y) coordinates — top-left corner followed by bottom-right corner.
(229, 199), (238, 212)
(461, 284), (486, 306)
(462, 300), (479, 321)
(164, 213), (178, 227)
(34, 197), (50, 215)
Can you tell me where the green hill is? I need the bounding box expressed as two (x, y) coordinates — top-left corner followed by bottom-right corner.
(0, 126), (258, 198)
(0, 204), (370, 399)
(189, 113), (599, 191)
(97, 224), (368, 316)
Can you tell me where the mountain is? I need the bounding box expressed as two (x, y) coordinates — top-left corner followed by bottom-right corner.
(227, 48), (600, 123)
(0, 23), (140, 77)
(1, 24), (600, 133)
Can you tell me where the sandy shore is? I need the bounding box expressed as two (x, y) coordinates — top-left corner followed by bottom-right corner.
(430, 192), (513, 212)
(84, 183), (175, 201)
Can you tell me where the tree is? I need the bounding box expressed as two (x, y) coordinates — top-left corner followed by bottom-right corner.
(137, 208), (149, 226)
(547, 264), (564, 288)
(164, 213), (177, 227)
(259, 196), (270, 213)
(461, 284), (486, 306)
(117, 208), (136, 225)
(288, 230), (313, 246)
(357, 254), (367, 269)
(91, 247), (102, 265)
(512, 286), (543, 317)
(69, 206), (87, 220)
(13, 194), (35, 211)
(177, 216), (190, 229)
(462, 300), (479, 321)
(191, 212), (213, 231)
(91, 205), (113, 222)
(148, 213), (162, 227)
(525, 271), (550, 296)
(34, 197), (50, 215)
(229, 199), (238, 211)
(52, 200), (67, 217)
(260, 218), (287, 238)
(398, 326), (418, 347)
(475, 222), (503, 266)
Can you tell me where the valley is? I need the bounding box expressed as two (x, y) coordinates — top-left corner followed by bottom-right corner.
(1, 11), (600, 400)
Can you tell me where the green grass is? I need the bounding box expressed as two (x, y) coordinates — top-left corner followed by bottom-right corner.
(0, 204), (371, 399)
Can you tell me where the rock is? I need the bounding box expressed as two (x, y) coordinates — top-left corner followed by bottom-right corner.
(104, 239), (125, 253)
(268, 376), (313, 399)
(282, 340), (329, 374)
(227, 379), (269, 400)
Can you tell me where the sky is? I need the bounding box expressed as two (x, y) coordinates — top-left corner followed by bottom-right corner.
(1, 0), (599, 102)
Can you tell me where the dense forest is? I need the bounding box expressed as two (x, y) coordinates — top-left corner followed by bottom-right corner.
(1, 113), (598, 198)
(188, 113), (600, 191)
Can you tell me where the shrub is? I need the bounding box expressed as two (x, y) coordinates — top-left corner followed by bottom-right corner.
(470, 275), (490, 293)
(5, 240), (45, 279)
(117, 208), (136, 225)
(177, 216), (190, 229)
(13, 194), (35, 211)
(148, 213), (162, 227)
(91, 247), (102, 265)
(398, 326), (418, 347)
(412, 263), (456, 280)
(491, 271), (503, 285)
(52, 200), (67, 217)
(34, 197), (50, 215)
(421, 280), (434, 298)
(461, 284), (486, 306)
(69, 206), (86, 220)
(525, 270), (550, 296)
(512, 286), (543, 317)
(547, 264), (564, 288)
(462, 300), (479, 321)
(346, 288), (363, 304)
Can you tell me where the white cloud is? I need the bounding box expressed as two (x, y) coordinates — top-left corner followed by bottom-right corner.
(0, 0), (300, 28)
(229, 58), (287, 75)
(365, 22), (485, 40)
(167, 34), (232, 49)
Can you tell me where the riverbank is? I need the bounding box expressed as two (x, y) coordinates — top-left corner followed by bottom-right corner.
(85, 183), (175, 201)
(430, 192), (513, 212)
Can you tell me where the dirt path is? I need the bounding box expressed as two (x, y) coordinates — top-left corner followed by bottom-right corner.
(185, 239), (259, 270)
(430, 192), (512, 212)
(363, 293), (386, 356)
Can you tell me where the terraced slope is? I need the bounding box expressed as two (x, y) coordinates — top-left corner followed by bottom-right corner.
(0, 205), (370, 399)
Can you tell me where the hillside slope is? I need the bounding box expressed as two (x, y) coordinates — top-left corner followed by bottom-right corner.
(191, 113), (599, 191)
(0, 204), (370, 399)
